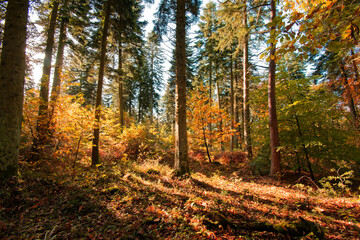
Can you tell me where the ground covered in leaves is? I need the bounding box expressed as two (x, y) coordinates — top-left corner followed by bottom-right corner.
(1, 156), (359, 239)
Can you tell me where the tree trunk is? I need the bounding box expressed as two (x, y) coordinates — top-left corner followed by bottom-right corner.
(230, 56), (235, 151)
(217, 81), (225, 151)
(243, 3), (253, 159)
(49, 1), (68, 134)
(340, 62), (359, 129)
(91, 0), (111, 166)
(289, 96), (315, 180)
(208, 60), (212, 149)
(118, 44), (124, 127)
(0, 0), (29, 179)
(234, 58), (239, 149)
(33, 0), (59, 156)
(150, 47), (155, 123)
(174, 0), (190, 176)
(268, 0), (281, 177)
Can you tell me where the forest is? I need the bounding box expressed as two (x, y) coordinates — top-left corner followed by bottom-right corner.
(0, 0), (360, 239)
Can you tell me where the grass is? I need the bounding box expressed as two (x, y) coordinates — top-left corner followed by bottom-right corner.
(0, 155), (359, 239)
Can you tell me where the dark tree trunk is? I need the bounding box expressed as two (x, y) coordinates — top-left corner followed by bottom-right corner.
(230, 56), (235, 151)
(174, 0), (190, 176)
(208, 60), (212, 149)
(49, 1), (68, 134)
(118, 44), (124, 127)
(91, 0), (111, 166)
(268, 0), (281, 177)
(243, 3), (253, 158)
(0, 0), (29, 179)
(33, 0), (59, 155)
(217, 81), (225, 151)
(340, 62), (359, 129)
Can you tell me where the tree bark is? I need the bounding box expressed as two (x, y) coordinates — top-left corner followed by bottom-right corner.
(340, 62), (359, 129)
(0, 0), (29, 179)
(34, 0), (59, 153)
(118, 43), (124, 127)
(230, 56), (235, 151)
(268, 0), (281, 177)
(243, 2), (252, 158)
(208, 60), (212, 149)
(49, 1), (69, 134)
(50, 1), (68, 104)
(174, 0), (190, 176)
(217, 81), (225, 151)
(91, 0), (111, 166)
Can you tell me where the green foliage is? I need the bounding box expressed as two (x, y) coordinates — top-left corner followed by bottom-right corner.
(319, 161), (354, 196)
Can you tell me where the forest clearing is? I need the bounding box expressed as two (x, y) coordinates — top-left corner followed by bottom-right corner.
(1, 0), (360, 239)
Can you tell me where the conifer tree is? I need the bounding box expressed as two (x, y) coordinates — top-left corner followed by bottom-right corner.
(32, 0), (60, 160)
(155, 0), (200, 176)
(91, 0), (112, 166)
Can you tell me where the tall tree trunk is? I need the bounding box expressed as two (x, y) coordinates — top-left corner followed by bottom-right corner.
(33, 0), (59, 156)
(174, 0), (190, 176)
(268, 0), (281, 177)
(208, 60), (212, 149)
(49, 1), (68, 133)
(237, 57), (244, 150)
(230, 56), (235, 151)
(0, 0), (29, 179)
(217, 81), (225, 151)
(340, 62), (359, 129)
(150, 48), (155, 123)
(234, 59), (239, 149)
(118, 44), (124, 127)
(91, 0), (111, 166)
(243, 3), (252, 158)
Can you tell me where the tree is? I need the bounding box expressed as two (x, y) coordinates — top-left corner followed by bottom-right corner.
(0, 0), (29, 179)
(242, 0), (253, 158)
(268, 0), (281, 176)
(32, 0), (60, 160)
(91, 0), (111, 166)
(155, 0), (200, 176)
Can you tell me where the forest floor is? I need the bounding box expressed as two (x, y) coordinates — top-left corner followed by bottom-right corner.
(1, 154), (360, 240)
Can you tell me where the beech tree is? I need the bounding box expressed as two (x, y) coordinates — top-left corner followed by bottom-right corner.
(0, 0), (29, 179)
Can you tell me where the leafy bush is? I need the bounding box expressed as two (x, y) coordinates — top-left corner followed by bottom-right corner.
(319, 160), (354, 196)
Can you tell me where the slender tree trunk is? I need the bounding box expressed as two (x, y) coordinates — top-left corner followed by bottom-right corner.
(91, 0), (111, 166)
(217, 81), (225, 151)
(230, 56), (235, 151)
(202, 125), (212, 163)
(243, 3), (252, 158)
(174, 0), (190, 176)
(50, 0), (68, 103)
(49, 1), (68, 134)
(150, 48), (155, 123)
(238, 58), (244, 150)
(268, 0), (281, 177)
(33, 0), (59, 154)
(0, 0), (29, 179)
(118, 44), (124, 127)
(234, 60), (239, 149)
(289, 96), (315, 180)
(208, 60), (212, 149)
(138, 87), (142, 123)
(340, 62), (359, 129)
